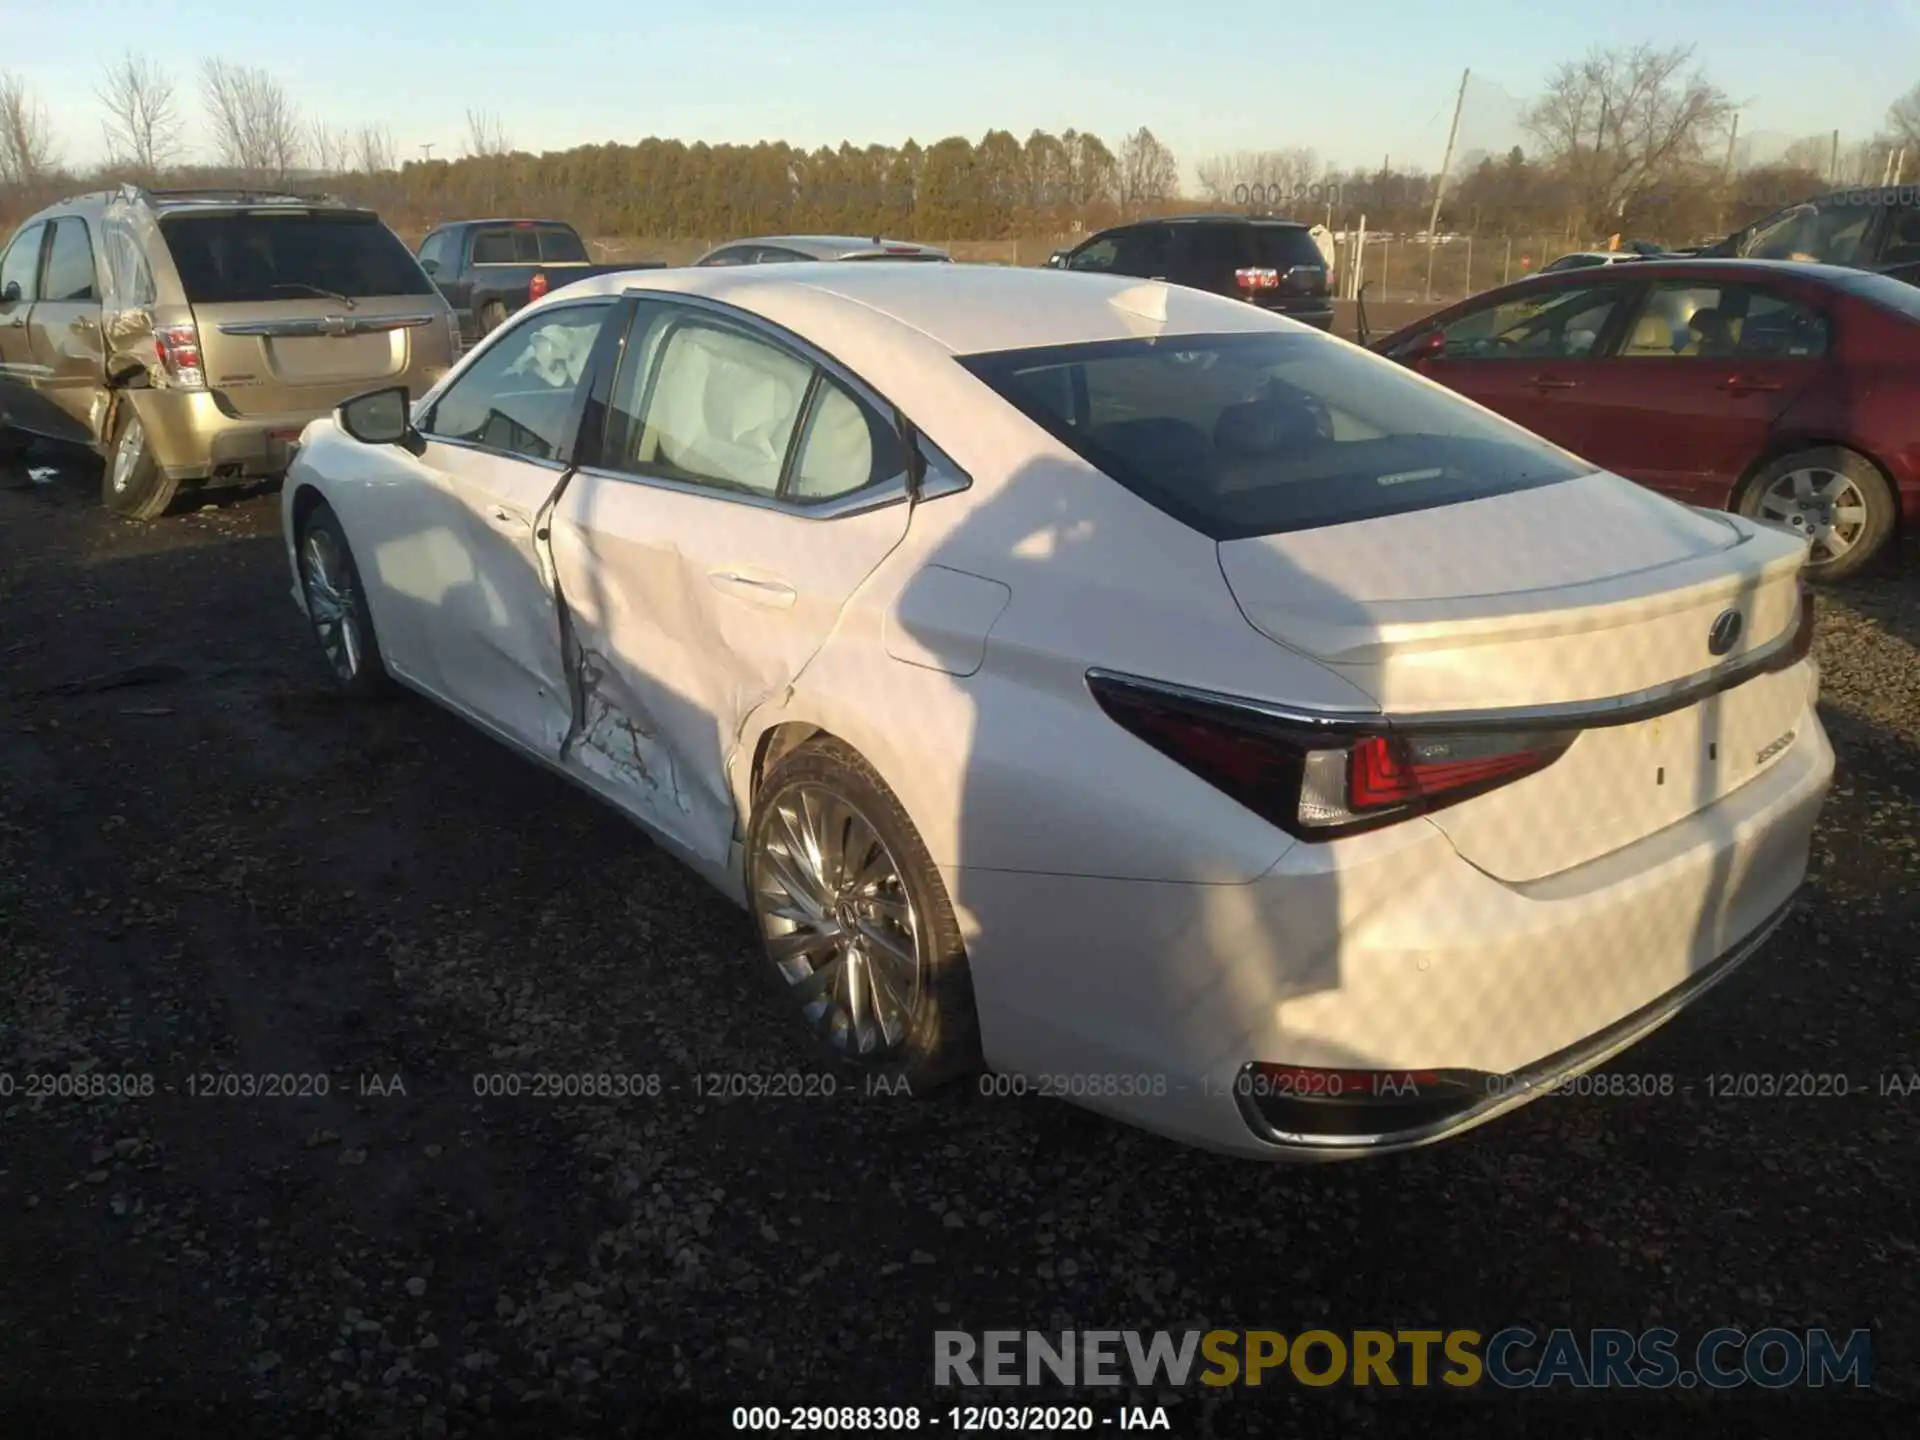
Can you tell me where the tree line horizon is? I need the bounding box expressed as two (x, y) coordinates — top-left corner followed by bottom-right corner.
(3, 46), (1917, 247)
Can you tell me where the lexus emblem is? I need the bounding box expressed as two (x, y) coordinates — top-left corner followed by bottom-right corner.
(1707, 608), (1744, 656)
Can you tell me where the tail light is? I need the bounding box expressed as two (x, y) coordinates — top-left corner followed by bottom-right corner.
(153, 322), (206, 390)
(1783, 577), (1816, 665)
(1087, 673), (1575, 840)
(1235, 267), (1280, 293)
(528, 272), (550, 302)
(444, 308), (464, 362)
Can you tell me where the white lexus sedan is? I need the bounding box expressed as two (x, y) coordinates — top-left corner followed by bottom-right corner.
(280, 262), (1833, 1159)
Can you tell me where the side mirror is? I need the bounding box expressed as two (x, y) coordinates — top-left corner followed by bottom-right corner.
(419, 258), (439, 276)
(1400, 328), (1447, 365)
(338, 385), (421, 453)
(1, 280), (20, 305)
(1047, 251), (1068, 269)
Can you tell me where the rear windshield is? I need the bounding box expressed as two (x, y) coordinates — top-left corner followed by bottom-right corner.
(471, 226), (589, 264)
(1250, 226), (1324, 271)
(160, 211), (433, 303)
(960, 331), (1589, 540)
(1825, 268), (1920, 321)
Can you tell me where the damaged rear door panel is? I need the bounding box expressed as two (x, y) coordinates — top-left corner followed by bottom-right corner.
(542, 298), (919, 871)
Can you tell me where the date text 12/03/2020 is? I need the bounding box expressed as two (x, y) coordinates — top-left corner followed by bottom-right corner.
(730, 1405), (1172, 1432)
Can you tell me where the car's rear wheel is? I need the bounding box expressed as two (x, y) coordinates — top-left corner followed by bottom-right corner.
(747, 738), (980, 1093)
(476, 301), (506, 338)
(1738, 446), (1896, 583)
(296, 501), (389, 696)
(101, 402), (179, 520)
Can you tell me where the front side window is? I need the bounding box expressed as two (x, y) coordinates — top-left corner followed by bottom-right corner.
(1433, 283), (1627, 360)
(605, 304), (904, 503)
(43, 218), (98, 303)
(1067, 237), (1119, 273)
(961, 329), (1589, 540)
(417, 231), (449, 274)
(423, 301), (611, 460)
(1876, 205), (1920, 266)
(0, 222), (45, 303)
(1111, 226), (1173, 277)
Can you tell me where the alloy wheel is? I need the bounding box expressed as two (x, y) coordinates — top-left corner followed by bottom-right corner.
(300, 528), (363, 682)
(751, 783), (924, 1060)
(111, 416), (144, 495)
(1757, 466), (1869, 567)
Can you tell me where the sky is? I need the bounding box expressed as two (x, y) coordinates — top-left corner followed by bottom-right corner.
(9, 0), (1917, 178)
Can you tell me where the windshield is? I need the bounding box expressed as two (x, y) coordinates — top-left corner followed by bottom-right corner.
(961, 331), (1589, 540)
(161, 211), (434, 302)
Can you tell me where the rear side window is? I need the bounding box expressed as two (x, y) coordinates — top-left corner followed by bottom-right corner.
(160, 212), (433, 302)
(43, 219), (98, 302)
(102, 221), (156, 306)
(417, 230), (450, 274)
(961, 331), (1588, 540)
(537, 227), (589, 262)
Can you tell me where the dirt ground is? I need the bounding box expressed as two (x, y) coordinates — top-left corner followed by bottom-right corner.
(2, 443), (1918, 1439)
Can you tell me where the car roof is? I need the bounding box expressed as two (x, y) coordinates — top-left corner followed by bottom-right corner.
(1116, 213), (1311, 229)
(719, 235), (947, 256)
(554, 262), (1284, 355)
(446, 217), (580, 229)
(1525, 257), (1858, 283)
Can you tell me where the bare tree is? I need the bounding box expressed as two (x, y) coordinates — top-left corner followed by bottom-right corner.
(463, 107), (511, 158)
(201, 59), (304, 178)
(354, 124), (398, 175)
(0, 70), (60, 185)
(1890, 84), (1920, 153)
(1194, 147), (1323, 206)
(308, 121), (353, 176)
(1115, 126), (1179, 214)
(97, 53), (181, 175)
(1523, 43), (1733, 231)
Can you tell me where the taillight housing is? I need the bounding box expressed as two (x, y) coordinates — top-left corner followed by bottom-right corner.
(444, 308), (464, 362)
(528, 272), (549, 302)
(1235, 267), (1280, 293)
(1782, 577), (1816, 666)
(1087, 672), (1576, 840)
(153, 322), (206, 390)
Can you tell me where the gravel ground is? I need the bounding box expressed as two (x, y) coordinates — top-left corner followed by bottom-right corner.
(1, 444), (1917, 1440)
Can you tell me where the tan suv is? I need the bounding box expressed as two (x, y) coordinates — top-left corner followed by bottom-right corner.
(0, 186), (459, 518)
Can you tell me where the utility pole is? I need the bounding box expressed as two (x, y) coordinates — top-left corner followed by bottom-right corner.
(1716, 114), (1740, 232)
(420, 143), (435, 164)
(1829, 129), (1840, 186)
(1423, 68), (1469, 302)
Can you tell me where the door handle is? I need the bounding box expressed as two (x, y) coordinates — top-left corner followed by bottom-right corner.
(485, 504), (528, 529)
(1724, 376), (1783, 394)
(72, 315), (98, 332)
(2, 317), (22, 329)
(708, 570), (796, 607)
(1527, 375), (1579, 390)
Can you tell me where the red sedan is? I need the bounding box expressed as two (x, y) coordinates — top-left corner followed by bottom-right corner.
(1370, 259), (1920, 580)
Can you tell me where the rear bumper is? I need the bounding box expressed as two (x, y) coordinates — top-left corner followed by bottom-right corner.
(132, 389), (322, 483)
(947, 699), (1834, 1159)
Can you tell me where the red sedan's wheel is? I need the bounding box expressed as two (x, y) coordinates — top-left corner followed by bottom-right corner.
(1740, 446), (1896, 584)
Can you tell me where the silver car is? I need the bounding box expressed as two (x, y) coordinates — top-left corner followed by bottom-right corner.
(692, 235), (952, 266)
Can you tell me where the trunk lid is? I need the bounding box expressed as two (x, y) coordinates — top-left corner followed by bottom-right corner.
(190, 297), (442, 415)
(1217, 471), (1812, 881)
(159, 207), (444, 417)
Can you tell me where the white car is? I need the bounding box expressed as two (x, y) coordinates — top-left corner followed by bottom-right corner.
(280, 263), (1833, 1159)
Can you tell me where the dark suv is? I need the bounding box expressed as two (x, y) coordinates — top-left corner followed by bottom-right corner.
(1046, 215), (1334, 330)
(1688, 185), (1920, 285)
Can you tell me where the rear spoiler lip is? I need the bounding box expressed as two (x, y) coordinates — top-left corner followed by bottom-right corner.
(1083, 599), (1807, 741)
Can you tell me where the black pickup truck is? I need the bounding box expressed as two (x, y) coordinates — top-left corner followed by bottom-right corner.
(414, 219), (661, 342)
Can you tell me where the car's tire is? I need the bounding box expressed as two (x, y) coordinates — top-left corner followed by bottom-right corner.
(746, 737), (981, 1094)
(1738, 446), (1896, 584)
(101, 401), (179, 520)
(476, 301), (506, 338)
(295, 501), (389, 697)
